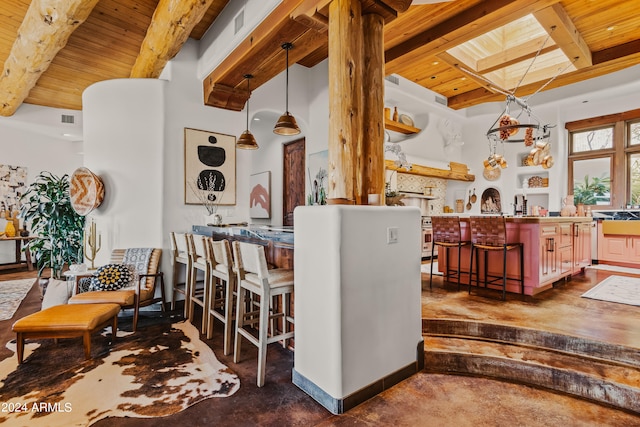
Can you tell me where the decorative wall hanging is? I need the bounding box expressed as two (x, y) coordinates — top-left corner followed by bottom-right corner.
(249, 171), (271, 218)
(70, 167), (105, 216)
(0, 164), (27, 212)
(184, 128), (236, 206)
(307, 150), (328, 205)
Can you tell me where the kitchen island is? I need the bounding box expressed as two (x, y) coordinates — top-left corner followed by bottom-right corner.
(435, 216), (592, 296)
(192, 224), (294, 269)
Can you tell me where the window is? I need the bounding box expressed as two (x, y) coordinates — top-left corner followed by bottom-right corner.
(566, 109), (640, 209)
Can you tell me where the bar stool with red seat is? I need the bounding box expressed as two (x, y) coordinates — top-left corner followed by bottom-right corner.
(429, 216), (470, 290)
(468, 215), (524, 300)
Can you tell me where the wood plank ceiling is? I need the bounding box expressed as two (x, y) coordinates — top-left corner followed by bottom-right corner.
(0, 0), (639, 116)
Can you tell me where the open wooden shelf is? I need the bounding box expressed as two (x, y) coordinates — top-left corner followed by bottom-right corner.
(385, 160), (475, 182)
(384, 117), (421, 134)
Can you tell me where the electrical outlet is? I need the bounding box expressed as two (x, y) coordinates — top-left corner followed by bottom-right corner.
(387, 227), (399, 244)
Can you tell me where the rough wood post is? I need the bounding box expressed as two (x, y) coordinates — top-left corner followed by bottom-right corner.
(327, 0), (362, 204)
(359, 12), (385, 205)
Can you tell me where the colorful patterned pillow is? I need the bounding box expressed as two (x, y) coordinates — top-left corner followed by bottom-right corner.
(89, 264), (134, 291)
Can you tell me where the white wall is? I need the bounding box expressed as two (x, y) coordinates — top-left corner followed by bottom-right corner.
(83, 79), (166, 265)
(0, 106), (83, 264)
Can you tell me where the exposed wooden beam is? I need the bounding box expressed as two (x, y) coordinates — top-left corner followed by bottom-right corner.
(437, 52), (501, 95)
(385, 0), (560, 69)
(130, 0), (215, 78)
(533, 3), (592, 68)
(593, 39), (640, 65)
(476, 35), (557, 74)
(446, 48), (640, 110)
(203, 0), (314, 110)
(0, 0), (100, 116)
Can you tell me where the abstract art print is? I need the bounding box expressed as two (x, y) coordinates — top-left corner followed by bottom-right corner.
(0, 164), (27, 211)
(249, 171), (271, 218)
(184, 128), (236, 206)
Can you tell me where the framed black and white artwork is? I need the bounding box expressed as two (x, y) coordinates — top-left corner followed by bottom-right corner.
(184, 128), (236, 206)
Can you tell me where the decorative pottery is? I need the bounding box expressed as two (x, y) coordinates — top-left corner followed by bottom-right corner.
(561, 195), (577, 217)
(4, 220), (16, 237)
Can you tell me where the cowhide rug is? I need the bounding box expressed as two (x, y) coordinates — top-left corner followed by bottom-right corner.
(0, 318), (239, 426)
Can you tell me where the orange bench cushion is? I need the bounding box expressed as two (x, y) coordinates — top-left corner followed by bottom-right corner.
(68, 289), (136, 306)
(12, 303), (121, 333)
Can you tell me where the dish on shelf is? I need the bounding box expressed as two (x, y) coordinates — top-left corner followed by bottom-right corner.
(399, 114), (414, 127)
(528, 175), (544, 188)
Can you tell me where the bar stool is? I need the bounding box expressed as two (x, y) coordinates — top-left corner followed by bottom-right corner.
(206, 239), (236, 355)
(430, 216), (470, 290)
(232, 241), (295, 387)
(187, 233), (211, 334)
(170, 232), (191, 317)
(468, 216), (524, 300)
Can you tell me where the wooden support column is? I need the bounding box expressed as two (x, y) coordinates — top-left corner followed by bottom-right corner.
(327, 0), (362, 204)
(358, 12), (385, 205)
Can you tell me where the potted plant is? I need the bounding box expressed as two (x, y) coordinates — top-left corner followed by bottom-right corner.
(20, 172), (86, 279)
(573, 175), (610, 205)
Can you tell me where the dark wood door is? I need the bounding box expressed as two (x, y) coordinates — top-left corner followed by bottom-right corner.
(283, 138), (305, 226)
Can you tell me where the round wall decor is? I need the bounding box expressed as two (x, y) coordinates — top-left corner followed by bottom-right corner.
(70, 167), (105, 216)
(482, 167), (501, 181)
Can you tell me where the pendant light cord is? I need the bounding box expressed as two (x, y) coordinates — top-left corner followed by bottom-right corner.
(244, 73), (253, 131)
(285, 43), (290, 113)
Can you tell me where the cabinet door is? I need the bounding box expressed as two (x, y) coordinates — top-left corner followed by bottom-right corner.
(629, 237), (640, 263)
(558, 245), (573, 275)
(599, 234), (628, 262)
(558, 223), (573, 248)
(539, 226), (557, 284)
(573, 222), (592, 271)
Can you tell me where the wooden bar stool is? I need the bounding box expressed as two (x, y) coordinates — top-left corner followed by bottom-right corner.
(430, 216), (470, 290)
(232, 241), (294, 387)
(187, 234), (211, 334)
(468, 216), (524, 300)
(170, 232), (192, 317)
(206, 239), (236, 356)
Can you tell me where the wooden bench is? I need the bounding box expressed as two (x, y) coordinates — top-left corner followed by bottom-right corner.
(12, 303), (120, 364)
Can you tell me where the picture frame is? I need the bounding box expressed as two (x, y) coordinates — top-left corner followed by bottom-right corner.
(184, 128), (236, 206)
(249, 171), (271, 218)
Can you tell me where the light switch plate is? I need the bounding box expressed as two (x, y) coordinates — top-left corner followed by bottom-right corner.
(387, 227), (398, 244)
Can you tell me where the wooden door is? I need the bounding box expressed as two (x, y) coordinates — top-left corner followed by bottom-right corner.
(283, 138), (305, 226)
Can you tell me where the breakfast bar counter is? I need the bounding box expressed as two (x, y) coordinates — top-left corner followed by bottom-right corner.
(435, 216), (592, 296)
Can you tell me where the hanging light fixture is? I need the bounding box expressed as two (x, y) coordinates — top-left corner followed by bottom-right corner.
(273, 42), (300, 136)
(237, 74), (259, 150)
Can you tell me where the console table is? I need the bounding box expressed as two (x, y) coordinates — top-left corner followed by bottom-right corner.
(0, 236), (35, 271)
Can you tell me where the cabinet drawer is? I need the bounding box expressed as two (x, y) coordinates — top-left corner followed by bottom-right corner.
(602, 220), (640, 236)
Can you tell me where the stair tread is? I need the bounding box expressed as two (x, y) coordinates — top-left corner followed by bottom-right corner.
(424, 335), (640, 389)
(423, 318), (640, 368)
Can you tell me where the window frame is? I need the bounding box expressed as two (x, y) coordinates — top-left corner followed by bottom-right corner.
(566, 108), (640, 210)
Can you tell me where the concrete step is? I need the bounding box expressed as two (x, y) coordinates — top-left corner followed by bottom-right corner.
(423, 318), (640, 368)
(422, 319), (640, 414)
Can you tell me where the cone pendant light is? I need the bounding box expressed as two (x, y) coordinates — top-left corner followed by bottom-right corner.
(273, 42), (300, 136)
(237, 74), (259, 150)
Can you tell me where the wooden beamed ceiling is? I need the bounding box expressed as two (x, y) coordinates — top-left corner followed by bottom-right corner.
(0, 0), (639, 116)
(204, 0), (640, 111)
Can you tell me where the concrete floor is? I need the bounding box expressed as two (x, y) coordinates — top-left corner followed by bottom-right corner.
(2, 265), (640, 426)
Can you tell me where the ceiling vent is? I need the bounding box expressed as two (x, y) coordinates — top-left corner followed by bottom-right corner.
(385, 75), (400, 85)
(435, 95), (447, 106)
(234, 9), (244, 35)
(61, 114), (75, 124)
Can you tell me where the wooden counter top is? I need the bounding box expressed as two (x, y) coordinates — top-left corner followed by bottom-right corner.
(433, 215), (593, 224)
